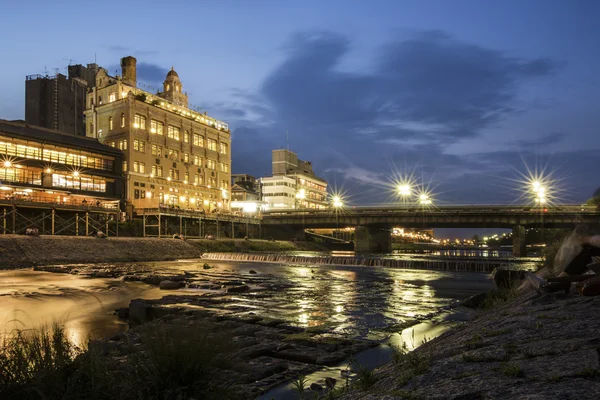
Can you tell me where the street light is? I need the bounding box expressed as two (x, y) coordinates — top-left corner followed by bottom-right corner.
(332, 195), (343, 234)
(419, 193), (432, 205)
(3, 161), (12, 168)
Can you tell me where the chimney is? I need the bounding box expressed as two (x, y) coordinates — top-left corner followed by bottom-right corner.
(120, 56), (137, 87)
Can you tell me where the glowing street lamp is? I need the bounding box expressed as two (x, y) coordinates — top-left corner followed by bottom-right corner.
(398, 184), (411, 197)
(332, 196), (343, 208)
(3, 161), (12, 168)
(419, 193), (432, 205)
(295, 188), (306, 209)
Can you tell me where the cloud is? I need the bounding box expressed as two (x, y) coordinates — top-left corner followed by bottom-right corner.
(212, 30), (599, 205)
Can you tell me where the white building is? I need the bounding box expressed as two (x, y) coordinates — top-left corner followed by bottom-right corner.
(261, 149), (328, 210)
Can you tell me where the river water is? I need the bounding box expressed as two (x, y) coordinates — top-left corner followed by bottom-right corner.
(0, 251), (514, 349)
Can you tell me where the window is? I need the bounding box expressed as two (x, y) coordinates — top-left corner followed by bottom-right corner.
(151, 165), (157, 177)
(207, 139), (217, 151)
(222, 180), (229, 190)
(133, 139), (145, 152)
(151, 144), (162, 156)
(184, 131), (190, 143)
(123, 160), (128, 171)
(208, 177), (217, 187)
(157, 166), (163, 177)
(194, 174), (201, 185)
(133, 161), (145, 173)
(193, 155), (201, 166)
(174, 170), (180, 180)
(120, 114), (125, 128)
(118, 140), (127, 150)
(183, 153), (189, 163)
(193, 134), (203, 147)
(134, 189), (140, 199)
(169, 169), (174, 179)
(109, 92), (116, 102)
(207, 159), (215, 169)
(150, 119), (163, 135)
(220, 142), (228, 155)
(167, 125), (180, 140)
(220, 162), (228, 173)
(109, 141), (116, 148)
(109, 117), (113, 131)
(134, 114), (146, 129)
(168, 149), (179, 160)
(184, 172), (189, 183)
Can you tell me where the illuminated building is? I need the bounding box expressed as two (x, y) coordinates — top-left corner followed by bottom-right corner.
(84, 56), (231, 217)
(0, 119), (123, 206)
(261, 149), (328, 209)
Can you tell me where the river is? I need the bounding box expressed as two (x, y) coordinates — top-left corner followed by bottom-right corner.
(0, 250), (516, 349)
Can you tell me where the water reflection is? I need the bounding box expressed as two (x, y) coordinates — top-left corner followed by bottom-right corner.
(0, 260), (494, 346)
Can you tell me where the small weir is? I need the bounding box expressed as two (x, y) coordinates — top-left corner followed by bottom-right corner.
(201, 252), (540, 272)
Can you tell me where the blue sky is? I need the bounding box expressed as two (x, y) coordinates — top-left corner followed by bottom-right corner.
(1, 0), (599, 209)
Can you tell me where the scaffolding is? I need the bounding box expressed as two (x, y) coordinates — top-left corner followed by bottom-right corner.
(141, 207), (261, 239)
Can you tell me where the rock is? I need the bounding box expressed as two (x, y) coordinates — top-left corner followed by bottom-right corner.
(227, 285), (250, 293)
(159, 280), (183, 290)
(462, 292), (488, 309)
(129, 299), (149, 324)
(114, 307), (129, 319)
(249, 270), (257, 274)
(310, 383), (324, 392)
(203, 263), (212, 269)
(325, 377), (337, 389)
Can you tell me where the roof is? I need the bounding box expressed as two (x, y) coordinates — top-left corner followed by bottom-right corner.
(0, 120), (123, 157)
(166, 67), (179, 79)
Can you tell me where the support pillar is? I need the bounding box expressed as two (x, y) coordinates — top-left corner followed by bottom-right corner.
(512, 225), (526, 257)
(216, 218), (220, 239)
(3, 209), (6, 234)
(85, 212), (89, 236)
(246, 222), (249, 238)
(179, 216), (183, 235)
(51, 209), (55, 235)
(75, 214), (79, 236)
(354, 226), (392, 253)
(199, 218), (202, 238)
(106, 219), (109, 237)
(231, 221), (234, 239)
(158, 215), (161, 238)
(12, 206), (16, 234)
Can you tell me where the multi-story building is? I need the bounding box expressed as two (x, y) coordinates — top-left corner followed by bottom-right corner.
(84, 56), (231, 217)
(25, 63), (98, 136)
(230, 174), (265, 213)
(0, 119), (123, 206)
(261, 149), (328, 209)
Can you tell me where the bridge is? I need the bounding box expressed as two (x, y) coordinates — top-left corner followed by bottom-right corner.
(261, 205), (600, 256)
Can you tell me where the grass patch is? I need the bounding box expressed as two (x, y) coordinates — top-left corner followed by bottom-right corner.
(501, 363), (524, 378)
(291, 375), (308, 399)
(390, 343), (431, 386)
(480, 286), (518, 309)
(0, 322), (241, 400)
(354, 361), (377, 390)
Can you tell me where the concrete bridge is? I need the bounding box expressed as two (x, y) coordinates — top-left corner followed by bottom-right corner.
(261, 205), (600, 256)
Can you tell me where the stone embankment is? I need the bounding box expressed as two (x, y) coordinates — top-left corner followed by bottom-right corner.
(339, 290), (600, 399)
(0, 235), (324, 269)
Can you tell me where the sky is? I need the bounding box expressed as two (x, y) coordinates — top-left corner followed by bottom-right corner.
(1, 0), (599, 214)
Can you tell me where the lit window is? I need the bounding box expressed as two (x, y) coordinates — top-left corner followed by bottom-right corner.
(184, 153), (189, 163)
(109, 117), (113, 131)
(207, 159), (215, 169)
(150, 119), (163, 135)
(167, 125), (180, 140)
(207, 139), (217, 151)
(151, 144), (162, 156)
(118, 140), (127, 150)
(123, 160), (128, 171)
(184, 172), (189, 183)
(120, 114), (125, 128)
(134, 114), (146, 129)
(219, 142), (228, 155)
(184, 131), (190, 143)
(168, 149), (179, 159)
(193, 134), (203, 147)
(220, 162), (229, 173)
(109, 92), (116, 102)
(133, 140), (145, 153)
(174, 170), (180, 180)
(193, 155), (201, 166)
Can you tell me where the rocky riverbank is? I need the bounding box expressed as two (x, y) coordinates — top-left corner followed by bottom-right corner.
(338, 290), (600, 399)
(0, 235), (325, 269)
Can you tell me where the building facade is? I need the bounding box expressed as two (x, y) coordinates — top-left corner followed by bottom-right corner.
(84, 56), (231, 217)
(261, 149), (328, 210)
(0, 119), (123, 206)
(25, 64), (98, 136)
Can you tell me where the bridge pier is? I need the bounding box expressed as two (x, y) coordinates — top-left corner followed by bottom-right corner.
(512, 225), (526, 257)
(354, 226), (392, 253)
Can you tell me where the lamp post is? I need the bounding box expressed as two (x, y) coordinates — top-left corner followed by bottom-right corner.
(398, 184), (412, 207)
(332, 195), (343, 235)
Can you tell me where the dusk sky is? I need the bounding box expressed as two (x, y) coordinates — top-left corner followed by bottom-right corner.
(1, 0), (599, 208)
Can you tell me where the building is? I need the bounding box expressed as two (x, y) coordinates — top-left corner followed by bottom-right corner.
(0, 119), (124, 207)
(230, 174), (265, 213)
(261, 149), (328, 209)
(25, 63), (98, 136)
(84, 56), (232, 217)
